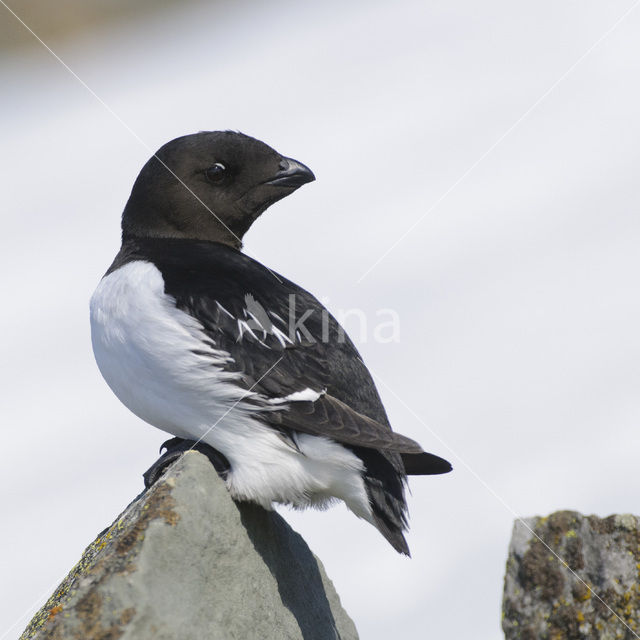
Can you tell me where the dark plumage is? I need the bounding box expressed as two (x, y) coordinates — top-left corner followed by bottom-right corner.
(91, 131), (451, 555)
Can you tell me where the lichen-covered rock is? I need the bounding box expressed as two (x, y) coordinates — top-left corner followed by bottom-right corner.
(502, 510), (640, 640)
(21, 451), (359, 640)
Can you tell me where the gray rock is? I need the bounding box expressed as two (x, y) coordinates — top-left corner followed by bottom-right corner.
(502, 510), (640, 639)
(21, 451), (359, 640)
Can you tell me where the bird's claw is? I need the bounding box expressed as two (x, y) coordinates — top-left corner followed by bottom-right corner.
(143, 438), (231, 489)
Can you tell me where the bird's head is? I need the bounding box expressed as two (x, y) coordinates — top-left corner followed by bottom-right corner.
(121, 131), (315, 248)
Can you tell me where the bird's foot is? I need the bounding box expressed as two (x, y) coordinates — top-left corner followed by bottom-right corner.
(143, 437), (231, 488)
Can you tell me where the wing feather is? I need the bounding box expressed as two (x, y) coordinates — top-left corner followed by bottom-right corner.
(123, 238), (450, 470)
(265, 393), (424, 453)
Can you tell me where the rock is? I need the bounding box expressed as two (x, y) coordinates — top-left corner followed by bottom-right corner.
(21, 451), (359, 640)
(502, 510), (640, 639)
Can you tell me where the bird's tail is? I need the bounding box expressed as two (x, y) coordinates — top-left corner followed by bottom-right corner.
(351, 447), (412, 555)
(401, 451), (452, 475)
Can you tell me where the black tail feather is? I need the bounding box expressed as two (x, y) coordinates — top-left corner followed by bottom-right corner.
(350, 446), (411, 555)
(371, 511), (411, 556)
(401, 452), (452, 476)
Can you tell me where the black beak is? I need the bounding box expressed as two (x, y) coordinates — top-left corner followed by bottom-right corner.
(266, 157), (315, 188)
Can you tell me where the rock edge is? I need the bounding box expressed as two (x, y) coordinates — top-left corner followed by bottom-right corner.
(503, 510), (640, 639)
(21, 451), (359, 640)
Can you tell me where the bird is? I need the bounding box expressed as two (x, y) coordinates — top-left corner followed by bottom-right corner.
(90, 131), (451, 555)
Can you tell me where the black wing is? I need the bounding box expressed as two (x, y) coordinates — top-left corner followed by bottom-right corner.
(112, 237), (451, 554)
(111, 237), (451, 473)
(137, 240), (396, 424)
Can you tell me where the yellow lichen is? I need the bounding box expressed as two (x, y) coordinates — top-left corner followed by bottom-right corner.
(47, 605), (63, 621)
(578, 588), (591, 602)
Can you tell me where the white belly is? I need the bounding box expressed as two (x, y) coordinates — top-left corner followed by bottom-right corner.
(89, 260), (372, 521)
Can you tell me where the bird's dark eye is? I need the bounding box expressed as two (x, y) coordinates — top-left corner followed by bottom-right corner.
(205, 163), (227, 183)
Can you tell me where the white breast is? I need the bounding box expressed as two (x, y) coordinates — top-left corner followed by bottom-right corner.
(90, 260), (372, 522)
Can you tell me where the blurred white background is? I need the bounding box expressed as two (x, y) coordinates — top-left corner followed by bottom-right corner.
(1, 0), (639, 638)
